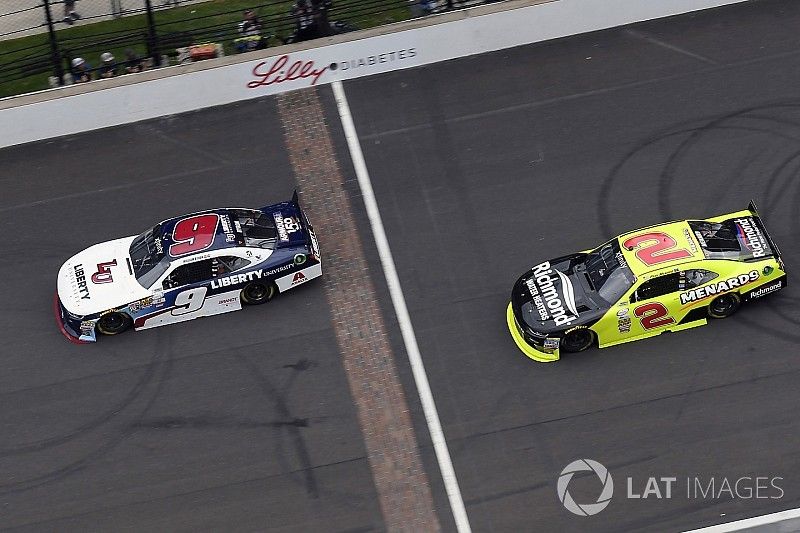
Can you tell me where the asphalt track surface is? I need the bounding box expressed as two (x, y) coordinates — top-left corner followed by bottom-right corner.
(2, 0), (800, 531)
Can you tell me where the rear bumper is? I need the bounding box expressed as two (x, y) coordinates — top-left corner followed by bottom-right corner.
(506, 303), (560, 362)
(53, 293), (95, 344)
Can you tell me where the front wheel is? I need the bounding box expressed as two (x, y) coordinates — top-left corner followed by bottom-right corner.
(561, 327), (595, 353)
(240, 282), (276, 305)
(708, 293), (741, 319)
(96, 312), (132, 335)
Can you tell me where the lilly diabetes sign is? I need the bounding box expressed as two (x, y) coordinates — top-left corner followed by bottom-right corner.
(245, 43), (420, 91)
(557, 459), (785, 517)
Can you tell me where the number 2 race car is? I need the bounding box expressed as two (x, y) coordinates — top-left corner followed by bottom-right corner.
(55, 192), (321, 343)
(508, 202), (786, 362)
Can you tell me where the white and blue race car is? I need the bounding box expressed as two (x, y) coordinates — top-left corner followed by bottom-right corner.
(55, 192), (321, 343)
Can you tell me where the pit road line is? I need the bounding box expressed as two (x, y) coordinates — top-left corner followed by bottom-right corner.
(276, 87), (442, 532)
(332, 80), (472, 533)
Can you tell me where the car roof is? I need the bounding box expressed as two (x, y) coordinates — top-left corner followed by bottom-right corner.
(616, 219), (706, 277)
(158, 208), (245, 257)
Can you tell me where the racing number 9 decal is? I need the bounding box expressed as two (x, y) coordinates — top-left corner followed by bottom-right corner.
(172, 286), (207, 316)
(91, 260), (117, 284)
(169, 214), (219, 257)
(622, 232), (692, 267)
(634, 302), (675, 330)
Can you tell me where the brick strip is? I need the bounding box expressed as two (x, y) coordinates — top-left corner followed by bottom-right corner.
(276, 88), (441, 532)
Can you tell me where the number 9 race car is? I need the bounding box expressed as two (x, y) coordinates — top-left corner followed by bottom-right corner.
(55, 192), (321, 343)
(507, 201), (786, 362)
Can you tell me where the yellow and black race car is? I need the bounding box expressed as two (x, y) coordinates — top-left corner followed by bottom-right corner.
(508, 202), (785, 362)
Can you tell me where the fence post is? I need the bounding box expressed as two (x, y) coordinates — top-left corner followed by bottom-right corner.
(143, 0), (161, 66)
(111, 0), (123, 18)
(42, 0), (64, 85)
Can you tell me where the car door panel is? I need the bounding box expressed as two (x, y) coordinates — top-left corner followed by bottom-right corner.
(132, 258), (244, 330)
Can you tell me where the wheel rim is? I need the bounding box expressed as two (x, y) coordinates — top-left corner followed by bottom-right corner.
(245, 283), (272, 303)
(98, 313), (128, 334)
(711, 294), (737, 315)
(564, 329), (592, 351)
(104, 315), (123, 329)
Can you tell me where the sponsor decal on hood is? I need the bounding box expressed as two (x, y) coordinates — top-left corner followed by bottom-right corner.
(73, 264), (91, 300)
(527, 261), (580, 326)
(57, 237), (151, 316)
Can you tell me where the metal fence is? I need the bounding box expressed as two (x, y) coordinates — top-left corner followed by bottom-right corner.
(1, 0), (454, 97)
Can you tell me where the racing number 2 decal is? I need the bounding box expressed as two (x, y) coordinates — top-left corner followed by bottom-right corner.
(634, 302), (675, 330)
(623, 232), (692, 267)
(169, 214), (219, 257)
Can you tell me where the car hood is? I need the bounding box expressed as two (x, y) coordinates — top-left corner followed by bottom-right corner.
(512, 254), (605, 334)
(57, 236), (151, 316)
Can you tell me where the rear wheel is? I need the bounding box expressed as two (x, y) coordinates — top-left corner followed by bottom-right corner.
(96, 312), (132, 335)
(708, 293), (741, 319)
(561, 327), (595, 353)
(240, 282), (276, 305)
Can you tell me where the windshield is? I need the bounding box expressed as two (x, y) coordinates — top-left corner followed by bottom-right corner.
(129, 224), (170, 288)
(584, 239), (636, 303)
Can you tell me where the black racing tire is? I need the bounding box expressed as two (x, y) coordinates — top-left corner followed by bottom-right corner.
(240, 282), (276, 305)
(561, 327), (595, 353)
(708, 293), (741, 319)
(96, 312), (132, 335)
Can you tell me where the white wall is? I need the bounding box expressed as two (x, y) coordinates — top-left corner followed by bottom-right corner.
(0, 0), (747, 148)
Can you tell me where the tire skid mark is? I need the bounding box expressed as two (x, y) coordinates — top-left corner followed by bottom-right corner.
(232, 352), (319, 499)
(0, 348), (161, 457)
(0, 332), (174, 495)
(599, 101), (800, 235)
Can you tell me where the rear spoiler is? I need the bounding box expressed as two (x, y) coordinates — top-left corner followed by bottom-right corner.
(748, 200), (782, 261)
(290, 189), (319, 258)
(290, 189), (309, 227)
(259, 190), (301, 214)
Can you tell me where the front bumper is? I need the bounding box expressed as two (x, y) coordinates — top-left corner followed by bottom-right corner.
(53, 294), (96, 344)
(506, 303), (560, 362)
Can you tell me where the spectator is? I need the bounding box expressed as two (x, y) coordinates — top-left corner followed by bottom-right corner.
(63, 0), (81, 25)
(97, 52), (118, 79)
(235, 10), (268, 52)
(240, 10), (262, 36)
(123, 49), (145, 74)
(289, 0), (333, 42)
(411, 0), (436, 17)
(310, 0), (332, 38)
(289, 0), (316, 42)
(71, 57), (92, 83)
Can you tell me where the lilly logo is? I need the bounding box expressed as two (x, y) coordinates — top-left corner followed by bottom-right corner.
(557, 459), (614, 516)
